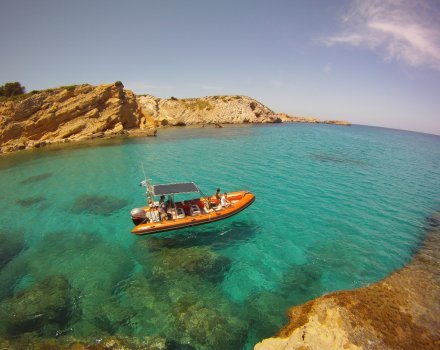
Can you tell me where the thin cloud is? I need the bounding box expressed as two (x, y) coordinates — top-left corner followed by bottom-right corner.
(322, 0), (440, 70)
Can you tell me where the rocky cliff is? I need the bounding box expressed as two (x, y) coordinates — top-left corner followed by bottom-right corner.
(254, 212), (440, 350)
(0, 82), (350, 154)
(137, 94), (282, 126)
(0, 82), (156, 154)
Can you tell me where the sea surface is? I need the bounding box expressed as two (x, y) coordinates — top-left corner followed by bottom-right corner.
(0, 124), (439, 349)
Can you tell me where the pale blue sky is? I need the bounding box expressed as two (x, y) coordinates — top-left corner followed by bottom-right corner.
(1, 0), (439, 135)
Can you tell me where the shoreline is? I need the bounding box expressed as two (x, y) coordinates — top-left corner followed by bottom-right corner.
(254, 212), (440, 350)
(0, 83), (350, 155)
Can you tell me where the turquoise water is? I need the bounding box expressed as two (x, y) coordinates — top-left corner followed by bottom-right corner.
(0, 124), (439, 349)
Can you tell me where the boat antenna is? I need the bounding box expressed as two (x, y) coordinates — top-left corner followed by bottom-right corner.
(141, 162), (147, 183)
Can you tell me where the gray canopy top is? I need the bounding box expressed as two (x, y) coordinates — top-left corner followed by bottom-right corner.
(152, 182), (200, 196)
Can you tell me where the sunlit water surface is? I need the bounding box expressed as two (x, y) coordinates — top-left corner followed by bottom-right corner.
(0, 124), (439, 349)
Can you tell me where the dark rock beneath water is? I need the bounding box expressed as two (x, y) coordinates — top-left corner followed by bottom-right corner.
(15, 195), (46, 207)
(0, 275), (72, 335)
(19, 172), (52, 184)
(245, 290), (291, 340)
(138, 221), (259, 252)
(148, 246), (231, 282)
(175, 299), (247, 350)
(282, 263), (323, 298)
(0, 231), (25, 270)
(71, 195), (129, 215)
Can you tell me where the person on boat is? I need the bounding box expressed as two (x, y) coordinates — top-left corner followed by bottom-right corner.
(221, 192), (231, 208)
(159, 195), (167, 221)
(215, 188), (221, 202)
(203, 198), (213, 213)
(166, 195), (174, 209)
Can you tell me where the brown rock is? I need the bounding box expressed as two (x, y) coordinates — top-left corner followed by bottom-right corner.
(137, 95), (280, 126)
(278, 114), (321, 123)
(323, 120), (352, 126)
(0, 83), (156, 153)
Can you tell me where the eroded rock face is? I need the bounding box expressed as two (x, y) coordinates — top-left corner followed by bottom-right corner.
(0, 83), (156, 153)
(254, 212), (440, 350)
(137, 95), (280, 126)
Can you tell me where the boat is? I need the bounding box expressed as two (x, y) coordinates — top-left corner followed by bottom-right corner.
(130, 180), (255, 235)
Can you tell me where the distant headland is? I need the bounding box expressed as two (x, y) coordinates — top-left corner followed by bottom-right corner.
(0, 81), (350, 154)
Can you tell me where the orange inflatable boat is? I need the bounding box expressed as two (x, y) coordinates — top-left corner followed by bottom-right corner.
(130, 181), (255, 235)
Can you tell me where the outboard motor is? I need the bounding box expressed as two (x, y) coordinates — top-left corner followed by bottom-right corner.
(131, 208), (148, 225)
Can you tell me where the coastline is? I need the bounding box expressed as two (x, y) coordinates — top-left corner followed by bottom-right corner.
(0, 82), (350, 155)
(254, 212), (440, 350)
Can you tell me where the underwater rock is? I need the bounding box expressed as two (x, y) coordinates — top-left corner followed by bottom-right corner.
(149, 246), (231, 283)
(14, 231), (135, 338)
(94, 301), (135, 335)
(245, 290), (293, 341)
(0, 258), (29, 300)
(0, 275), (71, 335)
(19, 172), (52, 184)
(70, 194), (129, 215)
(0, 231), (25, 270)
(280, 263), (323, 304)
(140, 221), (260, 252)
(175, 299), (247, 350)
(0, 334), (168, 349)
(15, 195), (46, 207)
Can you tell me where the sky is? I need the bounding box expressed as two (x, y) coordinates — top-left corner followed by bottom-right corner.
(1, 0), (439, 135)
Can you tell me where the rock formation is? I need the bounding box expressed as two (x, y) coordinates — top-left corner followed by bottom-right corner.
(137, 94), (282, 126)
(0, 275), (72, 335)
(0, 82), (156, 153)
(0, 82), (351, 154)
(254, 212), (440, 350)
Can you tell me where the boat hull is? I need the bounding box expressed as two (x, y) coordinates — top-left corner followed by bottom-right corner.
(131, 191), (255, 235)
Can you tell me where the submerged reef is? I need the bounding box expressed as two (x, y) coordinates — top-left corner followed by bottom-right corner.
(0, 230), (249, 349)
(19, 172), (53, 184)
(255, 212), (440, 350)
(15, 195), (46, 207)
(0, 275), (72, 336)
(70, 194), (129, 215)
(0, 231), (25, 270)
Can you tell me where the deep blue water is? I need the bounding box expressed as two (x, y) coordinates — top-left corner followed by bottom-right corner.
(0, 123), (439, 349)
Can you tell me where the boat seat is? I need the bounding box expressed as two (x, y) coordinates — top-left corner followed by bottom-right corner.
(190, 204), (201, 216)
(211, 203), (222, 211)
(176, 207), (186, 219)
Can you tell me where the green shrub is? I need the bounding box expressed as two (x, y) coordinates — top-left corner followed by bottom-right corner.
(60, 85), (77, 91)
(0, 82), (25, 97)
(114, 81), (123, 87)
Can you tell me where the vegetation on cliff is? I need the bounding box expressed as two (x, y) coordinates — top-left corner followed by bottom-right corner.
(0, 82), (26, 100)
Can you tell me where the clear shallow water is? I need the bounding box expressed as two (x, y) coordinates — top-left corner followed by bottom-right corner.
(0, 124), (439, 349)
